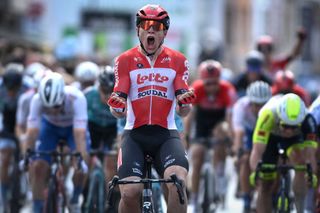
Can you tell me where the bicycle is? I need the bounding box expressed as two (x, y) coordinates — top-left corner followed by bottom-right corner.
(254, 147), (313, 213)
(83, 149), (117, 213)
(24, 140), (83, 213)
(196, 137), (230, 213)
(107, 155), (185, 213)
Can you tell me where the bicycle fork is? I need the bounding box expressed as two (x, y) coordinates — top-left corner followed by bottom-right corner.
(142, 161), (155, 213)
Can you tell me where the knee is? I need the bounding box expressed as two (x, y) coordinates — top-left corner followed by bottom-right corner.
(31, 160), (49, 179)
(259, 181), (274, 194)
(120, 184), (142, 204)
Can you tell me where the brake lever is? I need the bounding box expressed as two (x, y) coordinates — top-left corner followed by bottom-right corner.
(170, 174), (185, 204)
(107, 176), (119, 207)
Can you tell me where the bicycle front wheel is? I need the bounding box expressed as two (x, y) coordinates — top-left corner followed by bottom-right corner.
(45, 177), (58, 213)
(84, 168), (105, 213)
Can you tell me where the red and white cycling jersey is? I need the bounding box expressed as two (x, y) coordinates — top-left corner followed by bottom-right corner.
(113, 46), (190, 130)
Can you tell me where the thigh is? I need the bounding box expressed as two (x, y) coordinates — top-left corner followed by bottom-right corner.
(154, 131), (189, 177)
(117, 131), (145, 179)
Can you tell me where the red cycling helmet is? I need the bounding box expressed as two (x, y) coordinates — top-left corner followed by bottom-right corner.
(256, 35), (274, 52)
(274, 70), (295, 90)
(136, 4), (170, 30)
(198, 60), (222, 79)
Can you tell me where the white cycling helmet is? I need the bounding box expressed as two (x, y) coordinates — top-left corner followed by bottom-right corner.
(277, 93), (307, 126)
(75, 61), (99, 82)
(33, 69), (53, 88)
(39, 72), (65, 107)
(25, 62), (46, 77)
(246, 81), (272, 104)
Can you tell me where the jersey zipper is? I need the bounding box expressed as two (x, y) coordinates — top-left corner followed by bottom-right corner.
(147, 57), (154, 125)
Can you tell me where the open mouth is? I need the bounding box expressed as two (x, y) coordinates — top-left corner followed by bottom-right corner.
(147, 36), (155, 46)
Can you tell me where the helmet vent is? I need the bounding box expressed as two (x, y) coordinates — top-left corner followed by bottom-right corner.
(158, 11), (166, 17)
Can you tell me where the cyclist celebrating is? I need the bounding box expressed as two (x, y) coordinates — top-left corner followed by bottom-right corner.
(272, 69), (311, 106)
(232, 81), (272, 212)
(250, 93), (317, 213)
(185, 59), (237, 210)
(256, 28), (306, 75)
(25, 72), (89, 213)
(107, 4), (194, 213)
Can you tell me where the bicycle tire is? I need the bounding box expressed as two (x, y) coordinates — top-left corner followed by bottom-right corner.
(152, 183), (165, 213)
(84, 168), (105, 213)
(45, 177), (58, 213)
(202, 167), (216, 213)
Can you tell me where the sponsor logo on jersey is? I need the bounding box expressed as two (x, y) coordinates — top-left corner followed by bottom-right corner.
(114, 60), (119, 87)
(134, 57), (142, 62)
(138, 89), (168, 99)
(306, 133), (316, 141)
(137, 73), (169, 84)
(258, 131), (266, 137)
(161, 56), (171, 63)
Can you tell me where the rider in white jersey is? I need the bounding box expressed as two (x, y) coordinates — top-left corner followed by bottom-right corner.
(232, 81), (272, 212)
(25, 72), (89, 213)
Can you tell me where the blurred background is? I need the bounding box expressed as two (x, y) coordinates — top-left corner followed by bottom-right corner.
(1, 0), (320, 96)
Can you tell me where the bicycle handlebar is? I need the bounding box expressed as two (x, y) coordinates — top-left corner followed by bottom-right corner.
(24, 148), (83, 171)
(254, 161), (313, 185)
(106, 173), (185, 207)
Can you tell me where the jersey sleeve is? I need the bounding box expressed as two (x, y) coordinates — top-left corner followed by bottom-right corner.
(174, 58), (190, 92)
(253, 108), (274, 144)
(73, 91), (88, 129)
(27, 94), (42, 129)
(301, 114), (318, 148)
(16, 94), (27, 126)
(113, 55), (131, 96)
(232, 100), (245, 132)
(190, 80), (203, 105)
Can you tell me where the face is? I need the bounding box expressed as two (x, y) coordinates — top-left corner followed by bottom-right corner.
(203, 77), (220, 95)
(137, 20), (167, 54)
(98, 86), (112, 103)
(247, 72), (260, 83)
(279, 123), (300, 138)
(250, 102), (264, 116)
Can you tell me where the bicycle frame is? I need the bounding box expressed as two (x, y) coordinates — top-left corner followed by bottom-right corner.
(84, 149), (117, 213)
(25, 140), (83, 213)
(255, 147), (313, 213)
(107, 155), (185, 213)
